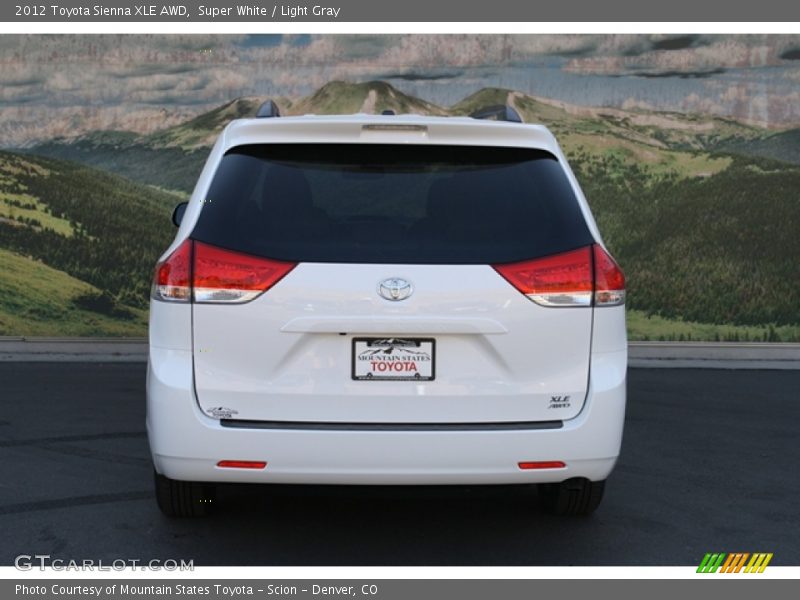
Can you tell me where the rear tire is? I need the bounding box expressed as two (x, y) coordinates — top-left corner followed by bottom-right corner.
(538, 478), (605, 516)
(154, 470), (216, 517)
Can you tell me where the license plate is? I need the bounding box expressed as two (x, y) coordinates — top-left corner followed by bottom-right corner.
(352, 337), (436, 381)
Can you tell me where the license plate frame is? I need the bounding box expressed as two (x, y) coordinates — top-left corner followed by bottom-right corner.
(351, 337), (436, 381)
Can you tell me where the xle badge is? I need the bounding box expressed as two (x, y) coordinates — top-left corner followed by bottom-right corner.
(549, 395), (571, 409)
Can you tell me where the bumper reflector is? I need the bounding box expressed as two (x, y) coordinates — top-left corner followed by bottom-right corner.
(518, 461), (566, 470)
(216, 460), (267, 469)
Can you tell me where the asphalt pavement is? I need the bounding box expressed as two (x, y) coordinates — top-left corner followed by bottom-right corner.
(0, 363), (797, 566)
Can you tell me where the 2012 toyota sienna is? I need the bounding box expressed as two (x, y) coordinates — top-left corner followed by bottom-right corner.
(147, 103), (627, 517)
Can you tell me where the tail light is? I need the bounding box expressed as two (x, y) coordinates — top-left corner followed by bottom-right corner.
(492, 244), (624, 307)
(152, 239), (192, 302)
(193, 241), (296, 303)
(493, 246), (593, 307)
(152, 240), (296, 304)
(593, 244), (626, 306)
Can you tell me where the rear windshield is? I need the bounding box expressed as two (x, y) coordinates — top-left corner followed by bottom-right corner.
(190, 144), (593, 264)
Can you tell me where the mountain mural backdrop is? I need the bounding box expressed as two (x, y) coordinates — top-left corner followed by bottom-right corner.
(1, 35), (799, 340)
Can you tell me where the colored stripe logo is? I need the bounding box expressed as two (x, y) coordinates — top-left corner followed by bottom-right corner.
(697, 552), (773, 573)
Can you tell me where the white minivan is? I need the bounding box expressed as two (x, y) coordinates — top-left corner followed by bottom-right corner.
(147, 103), (627, 517)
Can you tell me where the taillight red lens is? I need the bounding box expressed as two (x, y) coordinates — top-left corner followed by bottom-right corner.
(192, 241), (296, 303)
(493, 246), (593, 307)
(593, 245), (626, 306)
(152, 240), (296, 304)
(493, 244), (625, 308)
(151, 239), (192, 302)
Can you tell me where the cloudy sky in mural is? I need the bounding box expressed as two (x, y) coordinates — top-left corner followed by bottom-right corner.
(2, 34), (800, 145)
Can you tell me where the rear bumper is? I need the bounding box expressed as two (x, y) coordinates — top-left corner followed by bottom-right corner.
(146, 347), (626, 485)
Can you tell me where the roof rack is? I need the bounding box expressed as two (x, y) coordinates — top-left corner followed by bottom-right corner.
(256, 100), (281, 118)
(252, 100), (523, 123)
(469, 104), (523, 123)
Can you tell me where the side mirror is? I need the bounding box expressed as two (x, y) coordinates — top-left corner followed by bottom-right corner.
(172, 202), (188, 228)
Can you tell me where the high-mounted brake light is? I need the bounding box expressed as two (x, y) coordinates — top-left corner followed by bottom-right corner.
(151, 240), (296, 304)
(361, 124), (428, 132)
(492, 244), (625, 308)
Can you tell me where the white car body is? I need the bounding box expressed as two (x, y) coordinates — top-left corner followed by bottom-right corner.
(146, 113), (627, 513)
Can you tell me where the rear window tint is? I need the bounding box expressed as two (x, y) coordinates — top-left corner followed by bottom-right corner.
(190, 144), (593, 264)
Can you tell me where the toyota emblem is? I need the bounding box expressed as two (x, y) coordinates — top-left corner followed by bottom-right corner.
(378, 278), (413, 301)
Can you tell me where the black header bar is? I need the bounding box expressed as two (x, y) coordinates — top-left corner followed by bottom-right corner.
(2, 0), (799, 23)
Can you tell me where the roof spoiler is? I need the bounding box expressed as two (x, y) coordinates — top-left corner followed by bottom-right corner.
(469, 104), (523, 123)
(256, 100), (281, 118)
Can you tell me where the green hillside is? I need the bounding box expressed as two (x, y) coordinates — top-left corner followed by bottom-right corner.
(452, 88), (577, 127)
(574, 152), (800, 327)
(147, 97), (271, 150)
(0, 150), (176, 326)
(0, 247), (147, 336)
(32, 133), (206, 195)
(290, 80), (447, 117)
(453, 87), (761, 154)
(719, 128), (800, 165)
(627, 310), (800, 342)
